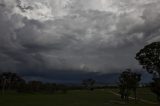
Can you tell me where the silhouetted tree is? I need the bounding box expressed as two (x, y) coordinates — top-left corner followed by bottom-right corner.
(0, 72), (24, 94)
(135, 42), (160, 75)
(82, 78), (96, 91)
(119, 69), (141, 103)
(136, 42), (160, 101)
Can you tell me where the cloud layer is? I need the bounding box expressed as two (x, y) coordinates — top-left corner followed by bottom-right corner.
(0, 0), (160, 81)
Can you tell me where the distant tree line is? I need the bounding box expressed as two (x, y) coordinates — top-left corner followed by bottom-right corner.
(0, 72), (68, 94)
(0, 72), (100, 94)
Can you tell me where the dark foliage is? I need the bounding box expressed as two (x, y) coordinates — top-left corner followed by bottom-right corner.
(136, 42), (160, 102)
(0, 72), (25, 93)
(119, 69), (141, 103)
(135, 42), (160, 75)
(82, 78), (96, 91)
(0, 72), (68, 94)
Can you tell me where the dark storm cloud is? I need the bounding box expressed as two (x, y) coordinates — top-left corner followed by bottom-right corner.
(0, 0), (160, 81)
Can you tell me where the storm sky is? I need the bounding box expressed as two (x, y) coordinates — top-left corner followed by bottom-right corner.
(0, 0), (160, 82)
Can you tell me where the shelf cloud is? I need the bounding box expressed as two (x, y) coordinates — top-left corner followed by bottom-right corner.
(0, 0), (160, 81)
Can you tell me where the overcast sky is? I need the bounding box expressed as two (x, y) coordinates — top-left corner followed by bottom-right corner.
(0, 0), (160, 82)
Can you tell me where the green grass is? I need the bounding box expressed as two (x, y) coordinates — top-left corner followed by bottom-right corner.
(0, 88), (159, 106)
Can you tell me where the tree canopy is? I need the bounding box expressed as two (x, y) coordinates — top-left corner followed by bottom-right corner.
(119, 69), (141, 102)
(119, 69), (141, 89)
(135, 42), (160, 75)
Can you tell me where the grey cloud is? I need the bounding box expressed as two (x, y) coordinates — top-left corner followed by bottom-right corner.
(0, 0), (160, 81)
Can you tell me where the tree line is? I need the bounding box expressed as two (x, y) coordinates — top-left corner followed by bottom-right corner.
(0, 72), (68, 94)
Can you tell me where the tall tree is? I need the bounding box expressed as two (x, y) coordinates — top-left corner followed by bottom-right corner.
(136, 42), (160, 101)
(119, 69), (141, 103)
(0, 72), (24, 94)
(135, 42), (160, 75)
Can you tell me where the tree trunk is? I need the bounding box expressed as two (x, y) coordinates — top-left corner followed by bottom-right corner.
(2, 79), (6, 95)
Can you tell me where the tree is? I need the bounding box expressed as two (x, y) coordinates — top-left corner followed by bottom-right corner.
(82, 78), (96, 91)
(119, 69), (141, 103)
(135, 42), (160, 102)
(135, 42), (160, 75)
(0, 72), (24, 94)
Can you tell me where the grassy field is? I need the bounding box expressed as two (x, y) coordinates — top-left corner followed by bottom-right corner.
(0, 88), (159, 106)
